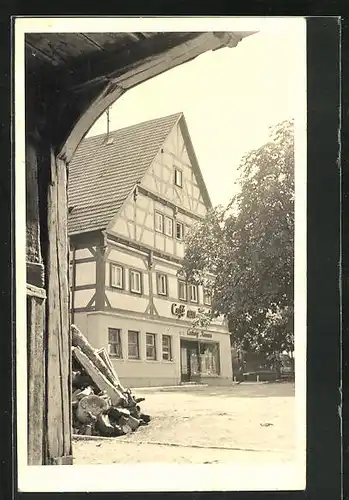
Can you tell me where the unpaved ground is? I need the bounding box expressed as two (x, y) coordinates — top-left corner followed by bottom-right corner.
(73, 383), (295, 465)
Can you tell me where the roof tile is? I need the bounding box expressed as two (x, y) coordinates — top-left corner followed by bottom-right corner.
(68, 112), (182, 234)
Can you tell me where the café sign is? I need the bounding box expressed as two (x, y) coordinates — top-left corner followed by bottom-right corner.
(171, 303), (196, 319)
(171, 303), (212, 339)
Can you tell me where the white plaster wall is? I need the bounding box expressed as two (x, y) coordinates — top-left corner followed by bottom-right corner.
(105, 289), (149, 312)
(108, 247), (147, 270)
(75, 248), (94, 259)
(75, 261), (96, 286)
(72, 311), (88, 335)
(74, 289), (95, 308)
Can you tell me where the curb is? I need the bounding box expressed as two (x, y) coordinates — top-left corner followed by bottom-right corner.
(131, 384), (209, 392)
(72, 435), (289, 455)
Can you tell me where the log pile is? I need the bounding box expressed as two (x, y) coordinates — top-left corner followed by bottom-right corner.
(71, 324), (151, 437)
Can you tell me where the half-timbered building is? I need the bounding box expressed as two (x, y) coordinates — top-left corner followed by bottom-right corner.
(68, 112), (233, 387)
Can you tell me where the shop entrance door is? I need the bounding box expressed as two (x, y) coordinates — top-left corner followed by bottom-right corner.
(180, 340), (201, 383)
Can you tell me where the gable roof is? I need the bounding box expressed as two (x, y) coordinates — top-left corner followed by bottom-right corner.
(68, 111), (212, 235)
(68, 112), (182, 234)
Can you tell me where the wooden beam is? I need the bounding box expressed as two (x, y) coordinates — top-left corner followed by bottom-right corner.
(106, 230), (183, 265)
(71, 323), (119, 388)
(57, 32), (248, 163)
(69, 230), (104, 247)
(178, 117), (213, 210)
(137, 185), (204, 221)
(95, 244), (106, 311)
(96, 347), (125, 392)
(51, 455), (73, 465)
(58, 82), (125, 163)
(26, 283), (47, 299)
(69, 33), (201, 91)
(72, 348), (124, 406)
(46, 152), (72, 463)
(26, 139), (45, 287)
(27, 292), (46, 465)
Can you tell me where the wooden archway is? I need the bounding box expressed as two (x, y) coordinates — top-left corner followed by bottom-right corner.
(25, 30), (253, 465)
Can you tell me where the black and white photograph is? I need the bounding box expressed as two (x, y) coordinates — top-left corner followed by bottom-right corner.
(16, 16), (307, 492)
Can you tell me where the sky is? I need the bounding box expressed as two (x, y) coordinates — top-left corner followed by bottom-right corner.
(87, 22), (305, 207)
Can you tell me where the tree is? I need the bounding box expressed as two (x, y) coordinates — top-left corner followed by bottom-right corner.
(181, 119), (294, 360)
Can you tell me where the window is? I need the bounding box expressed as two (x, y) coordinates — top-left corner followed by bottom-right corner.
(130, 269), (142, 294)
(108, 328), (122, 358)
(199, 342), (220, 375)
(174, 168), (183, 187)
(128, 330), (139, 359)
(203, 288), (212, 306)
(146, 333), (157, 360)
(155, 211), (164, 233)
(176, 221), (184, 240)
(178, 280), (187, 301)
(110, 264), (123, 289)
(157, 273), (167, 296)
(162, 335), (172, 361)
(189, 284), (198, 303)
(164, 216), (174, 237)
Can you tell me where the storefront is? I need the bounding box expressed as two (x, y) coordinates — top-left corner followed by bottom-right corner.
(180, 336), (221, 383)
(73, 309), (233, 388)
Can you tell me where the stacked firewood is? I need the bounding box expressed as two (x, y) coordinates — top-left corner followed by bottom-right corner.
(71, 324), (151, 437)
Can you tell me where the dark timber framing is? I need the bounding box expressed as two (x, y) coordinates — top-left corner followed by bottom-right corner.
(107, 230), (183, 265)
(138, 185), (204, 222)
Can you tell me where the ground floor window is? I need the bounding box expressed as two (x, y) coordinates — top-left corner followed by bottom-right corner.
(162, 335), (172, 361)
(128, 330), (140, 359)
(190, 351), (200, 376)
(146, 333), (157, 360)
(108, 328), (122, 358)
(199, 342), (220, 375)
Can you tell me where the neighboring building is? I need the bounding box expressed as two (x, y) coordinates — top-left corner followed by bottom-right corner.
(68, 112), (233, 387)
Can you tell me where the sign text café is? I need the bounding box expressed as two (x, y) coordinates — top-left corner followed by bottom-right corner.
(170, 302), (213, 339)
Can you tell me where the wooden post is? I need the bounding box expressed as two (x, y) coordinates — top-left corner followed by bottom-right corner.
(26, 138), (44, 287)
(26, 138), (47, 465)
(95, 240), (106, 311)
(27, 284), (46, 465)
(70, 244), (76, 325)
(46, 151), (72, 465)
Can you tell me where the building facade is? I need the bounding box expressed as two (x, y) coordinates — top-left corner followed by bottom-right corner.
(68, 112), (233, 387)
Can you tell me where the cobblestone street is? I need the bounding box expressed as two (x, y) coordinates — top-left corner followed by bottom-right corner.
(73, 382), (296, 465)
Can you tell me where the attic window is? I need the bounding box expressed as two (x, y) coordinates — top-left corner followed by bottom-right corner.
(105, 136), (114, 145)
(174, 168), (183, 188)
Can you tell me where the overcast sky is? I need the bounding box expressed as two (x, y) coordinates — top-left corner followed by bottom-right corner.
(88, 22), (305, 207)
